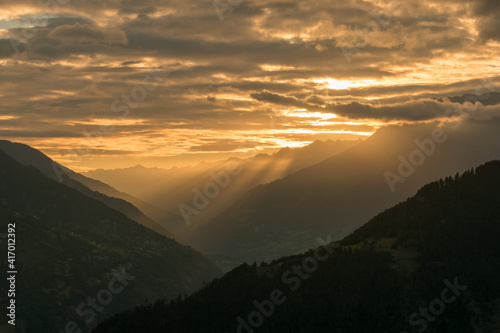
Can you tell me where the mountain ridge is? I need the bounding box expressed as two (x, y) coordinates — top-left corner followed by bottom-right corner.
(0, 150), (221, 332)
(186, 119), (500, 264)
(93, 159), (500, 333)
(0, 140), (177, 239)
(83, 139), (361, 236)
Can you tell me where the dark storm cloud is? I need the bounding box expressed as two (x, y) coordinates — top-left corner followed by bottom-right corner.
(473, 0), (500, 42)
(0, 38), (25, 57)
(455, 0), (500, 41)
(118, 6), (157, 15)
(305, 95), (326, 105)
(249, 90), (488, 122)
(442, 92), (500, 106)
(47, 23), (128, 45)
(331, 99), (465, 121)
(44, 15), (94, 28)
(473, 0), (500, 15)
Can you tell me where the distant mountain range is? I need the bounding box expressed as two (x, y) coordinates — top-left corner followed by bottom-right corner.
(2, 111), (500, 332)
(93, 160), (500, 333)
(0, 150), (220, 332)
(80, 118), (500, 267)
(186, 119), (500, 264)
(84, 139), (360, 236)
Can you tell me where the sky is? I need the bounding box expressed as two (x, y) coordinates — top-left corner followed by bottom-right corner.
(0, 0), (499, 171)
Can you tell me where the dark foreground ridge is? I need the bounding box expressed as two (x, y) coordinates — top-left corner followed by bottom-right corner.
(0, 150), (220, 333)
(94, 160), (500, 332)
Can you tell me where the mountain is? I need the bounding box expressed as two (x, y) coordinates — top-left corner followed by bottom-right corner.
(0, 150), (220, 332)
(187, 119), (500, 264)
(93, 160), (500, 333)
(0, 140), (177, 239)
(84, 140), (360, 236)
(66, 172), (183, 236)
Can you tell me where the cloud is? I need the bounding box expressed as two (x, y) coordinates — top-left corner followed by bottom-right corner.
(118, 6), (157, 15)
(331, 99), (456, 121)
(0, 130), (79, 138)
(44, 15), (94, 28)
(0, 38), (25, 57)
(189, 139), (262, 152)
(0, 0), (498, 169)
(469, 0), (500, 41)
(47, 23), (128, 45)
(250, 91), (312, 109)
(444, 92), (500, 106)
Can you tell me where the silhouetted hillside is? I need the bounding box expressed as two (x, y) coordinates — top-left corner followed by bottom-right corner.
(0, 151), (220, 332)
(84, 140), (359, 235)
(93, 160), (500, 332)
(188, 120), (500, 263)
(0, 140), (176, 239)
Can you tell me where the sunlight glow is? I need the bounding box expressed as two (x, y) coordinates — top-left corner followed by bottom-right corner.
(314, 79), (376, 90)
(287, 111), (338, 119)
(260, 65), (298, 71)
(0, 115), (18, 120)
(285, 129), (373, 136)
